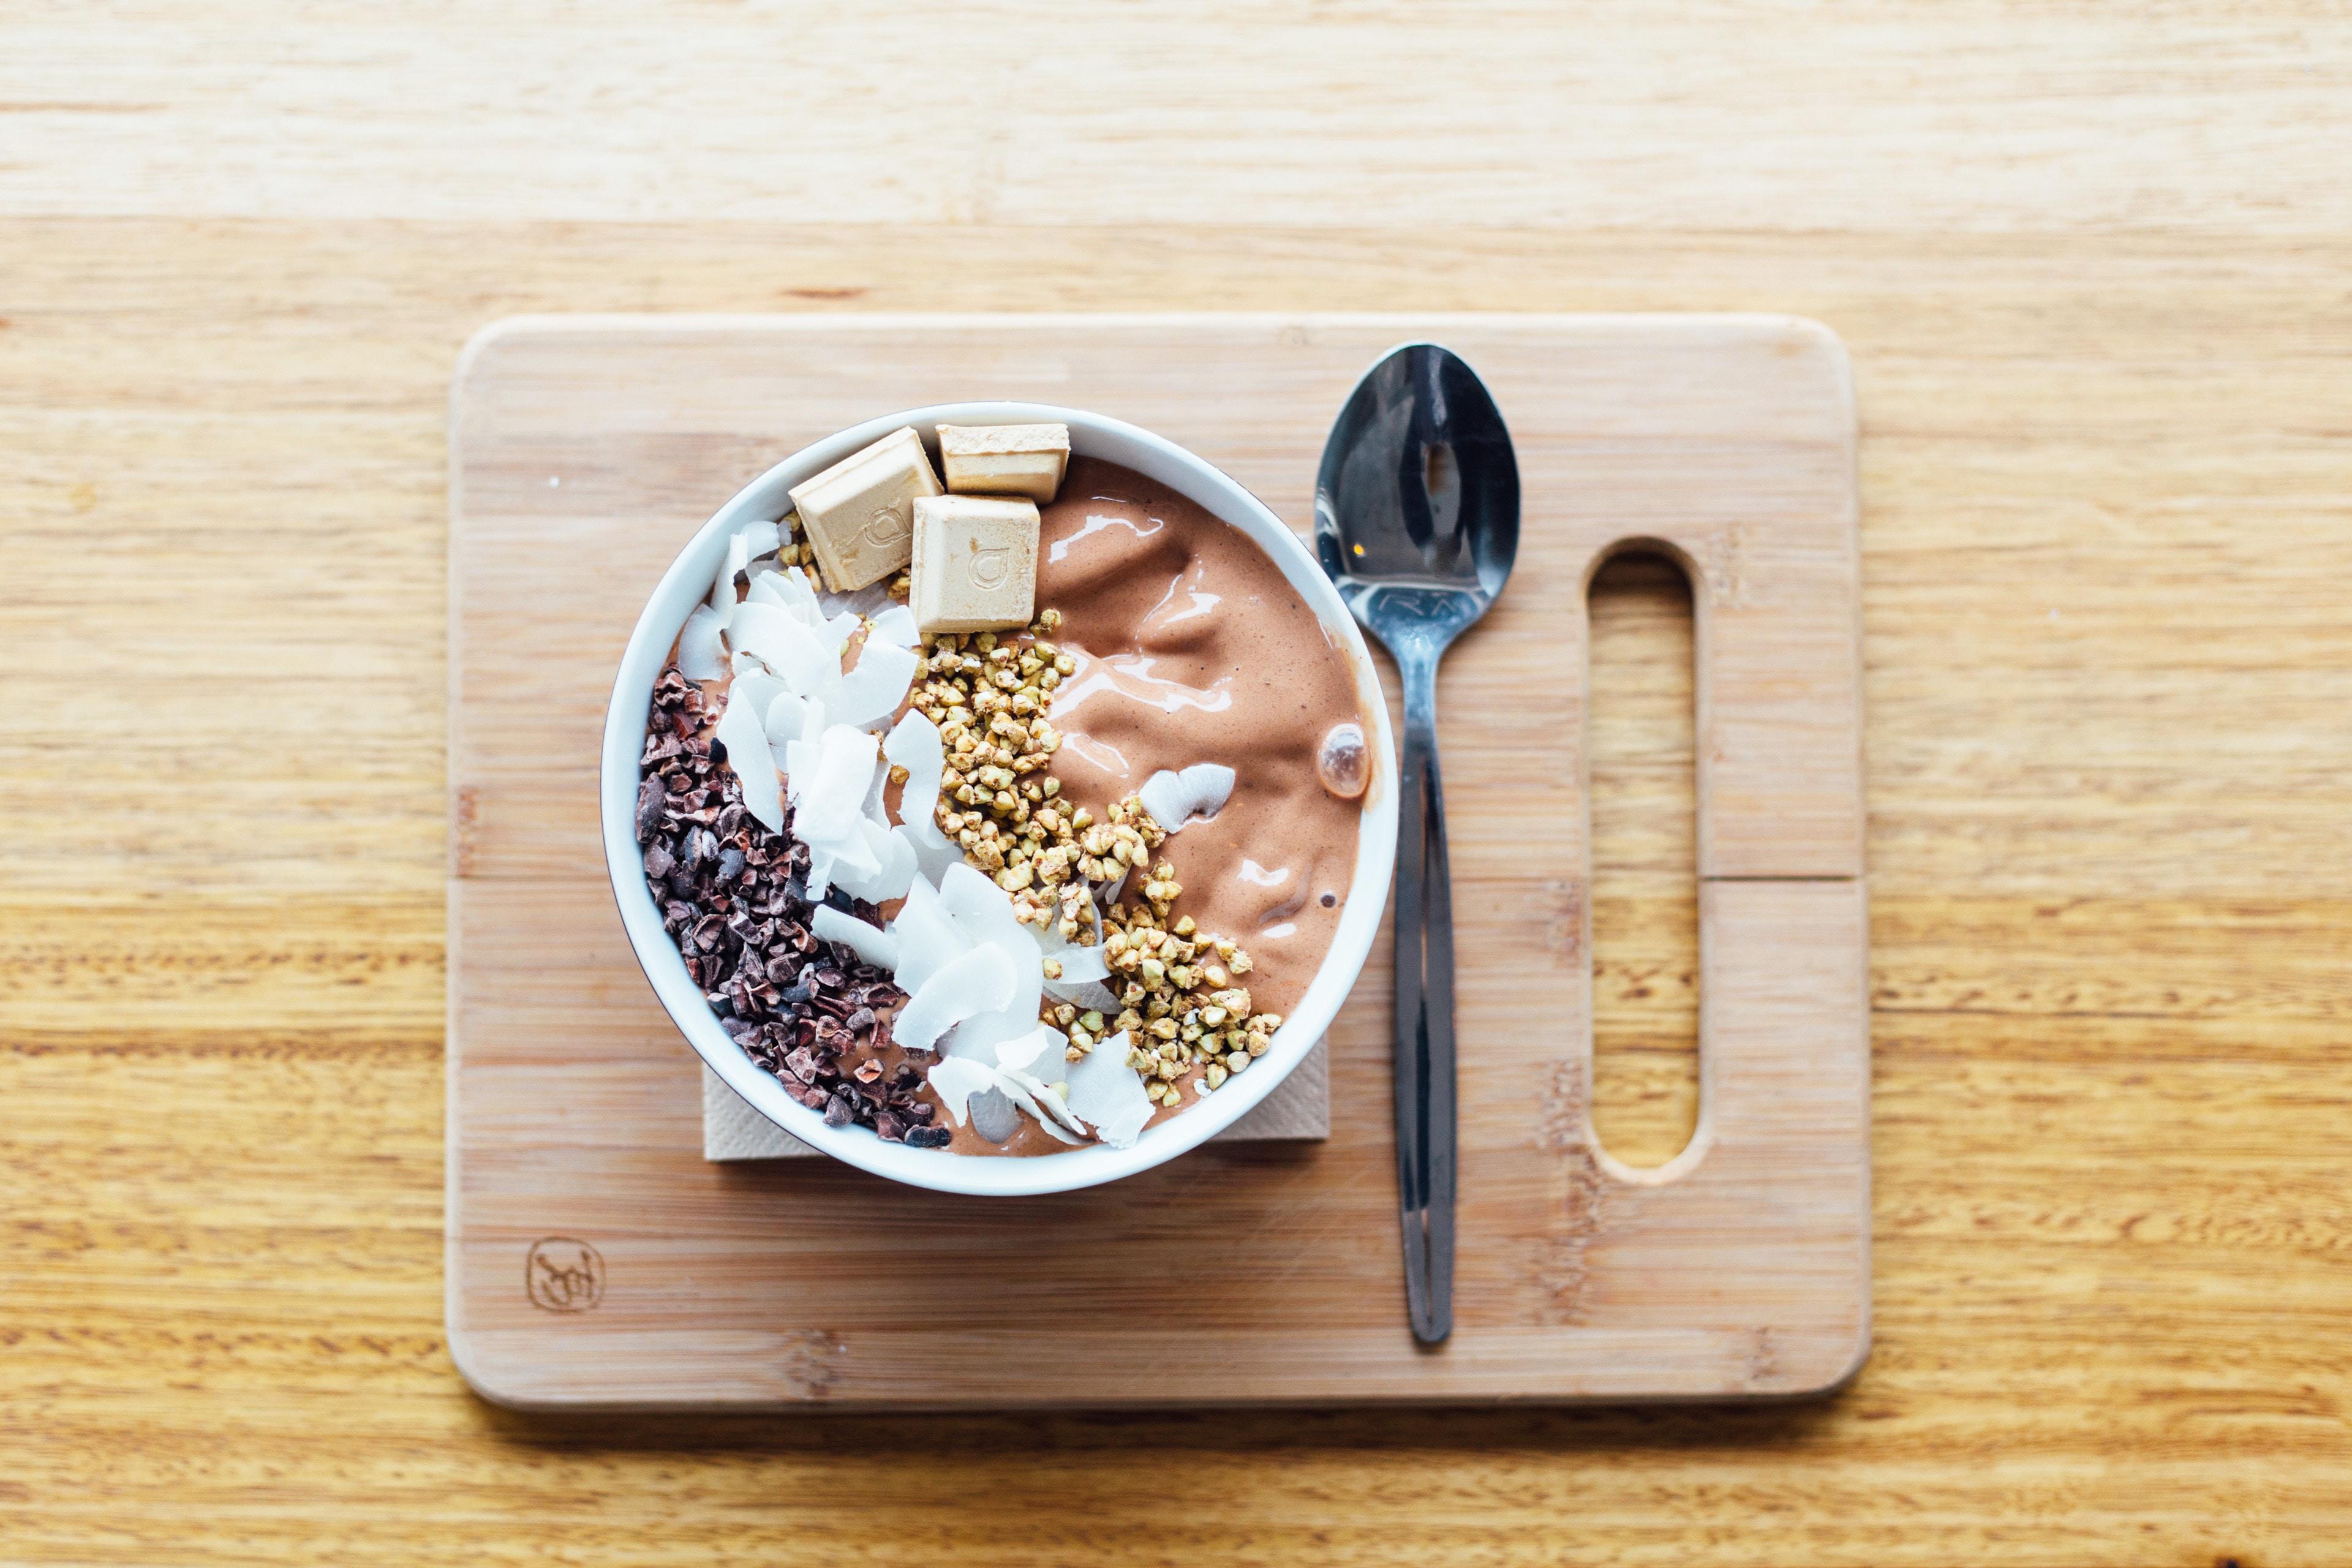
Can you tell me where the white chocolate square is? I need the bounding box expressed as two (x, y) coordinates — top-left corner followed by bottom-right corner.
(938, 423), (1071, 503)
(786, 426), (942, 592)
(910, 494), (1041, 634)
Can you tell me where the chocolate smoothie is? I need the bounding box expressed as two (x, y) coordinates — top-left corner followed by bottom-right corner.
(926, 459), (1365, 1156)
(1039, 458), (1363, 1024)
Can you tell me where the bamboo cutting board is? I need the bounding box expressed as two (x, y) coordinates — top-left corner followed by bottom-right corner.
(447, 313), (1866, 1409)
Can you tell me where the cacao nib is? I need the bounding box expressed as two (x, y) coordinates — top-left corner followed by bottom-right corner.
(635, 660), (932, 1145)
(634, 776), (666, 842)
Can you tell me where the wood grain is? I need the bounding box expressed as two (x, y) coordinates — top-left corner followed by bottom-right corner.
(8, 2), (2348, 235)
(6, 0), (2352, 1558)
(445, 314), (1866, 1408)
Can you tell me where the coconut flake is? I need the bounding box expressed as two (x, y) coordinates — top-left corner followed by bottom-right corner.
(1049, 953), (1110, 984)
(871, 824), (921, 900)
(805, 816), (882, 878)
(783, 564), (829, 625)
(823, 610), (864, 650)
(782, 737), (820, 802)
(994, 1025), (1089, 1136)
(737, 518), (783, 559)
(935, 865), (1044, 1058)
(1180, 762), (1236, 818)
(892, 943), (1018, 1052)
(731, 607), (843, 696)
(906, 831), (965, 884)
(833, 638), (921, 730)
(925, 1057), (998, 1127)
(747, 564), (824, 625)
(1137, 761), (1236, 833)
(990, 1068), (1084, 1144)
(709, 530), (751, 620)
(811, 722), (883, 803)
(889, 876), (971, 993)
(677, 605), (728, 680)
(1030, 1080), (1087, 1138)
(711, 680), (783, 831)
(1135, 770), (1188, 832)
(829, 820), (916, 903)
(728, 601), (847, 702)
(904, 951), (1090, 1147)
(1038, 930), (1110, 984)
(795, 764), (882, 877)
(764, 690), (827, 748)
(859, 754), (893, 829)
(728, 670), (787, 727)
(946, 1010), (1033, 1065)
(883, 712), (948, 843)
(1048, 978), (1121, 1012)
(938, 861), (1030, 950)
(791, 725), (881, 848)
(867, 603), (920, 648)
(827, 578), (900, 621)
(967, 1087), (1022, 1142)
(812, 905), (899, 971)
(1038, 915), (1117, 1005)
(1065, 1030), (1154, 1148)
(993, 1024), (1066, 1074)
(925, 1054), (1078, 1144)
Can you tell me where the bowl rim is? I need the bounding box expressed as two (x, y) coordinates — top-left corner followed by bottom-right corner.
(600, 401), (1397, 1196)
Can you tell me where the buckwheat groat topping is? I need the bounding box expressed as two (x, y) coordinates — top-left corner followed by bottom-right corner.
(1089, 888), (1274, 1104)
(907, 612), (1085, 930)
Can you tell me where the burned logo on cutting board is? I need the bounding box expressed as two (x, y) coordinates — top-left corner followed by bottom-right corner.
(524, 1236), (606, 1313)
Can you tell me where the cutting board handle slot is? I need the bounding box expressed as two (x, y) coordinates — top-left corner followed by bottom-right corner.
(1583, 547), (1704, 1176)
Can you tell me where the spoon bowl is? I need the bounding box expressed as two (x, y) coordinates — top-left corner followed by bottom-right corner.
(1316, 345), (1520, 658)
(1315, 344), (1520, 1345)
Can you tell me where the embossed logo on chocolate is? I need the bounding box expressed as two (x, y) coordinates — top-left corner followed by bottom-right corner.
(860, 505), (907, 549)
(524, 1237), (605, 1313)
(967, 543), (1013, 590)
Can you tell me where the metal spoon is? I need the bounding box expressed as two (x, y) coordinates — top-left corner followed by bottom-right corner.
(1314, 344), (1520, 1346)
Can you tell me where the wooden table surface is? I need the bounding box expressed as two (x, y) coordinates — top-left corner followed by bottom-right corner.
(6, 5), (2349, 1563)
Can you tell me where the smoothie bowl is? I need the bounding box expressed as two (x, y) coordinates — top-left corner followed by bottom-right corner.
(601, 404), (1395, 1197)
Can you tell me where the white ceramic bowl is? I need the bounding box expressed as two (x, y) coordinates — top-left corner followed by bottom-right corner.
(601, 402), (1396, 1196)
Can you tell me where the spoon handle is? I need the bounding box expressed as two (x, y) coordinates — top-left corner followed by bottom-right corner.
(1392, 647), (1456, 1346)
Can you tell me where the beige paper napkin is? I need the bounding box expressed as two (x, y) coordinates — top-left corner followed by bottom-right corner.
(703, 1038), (1330, 1160)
